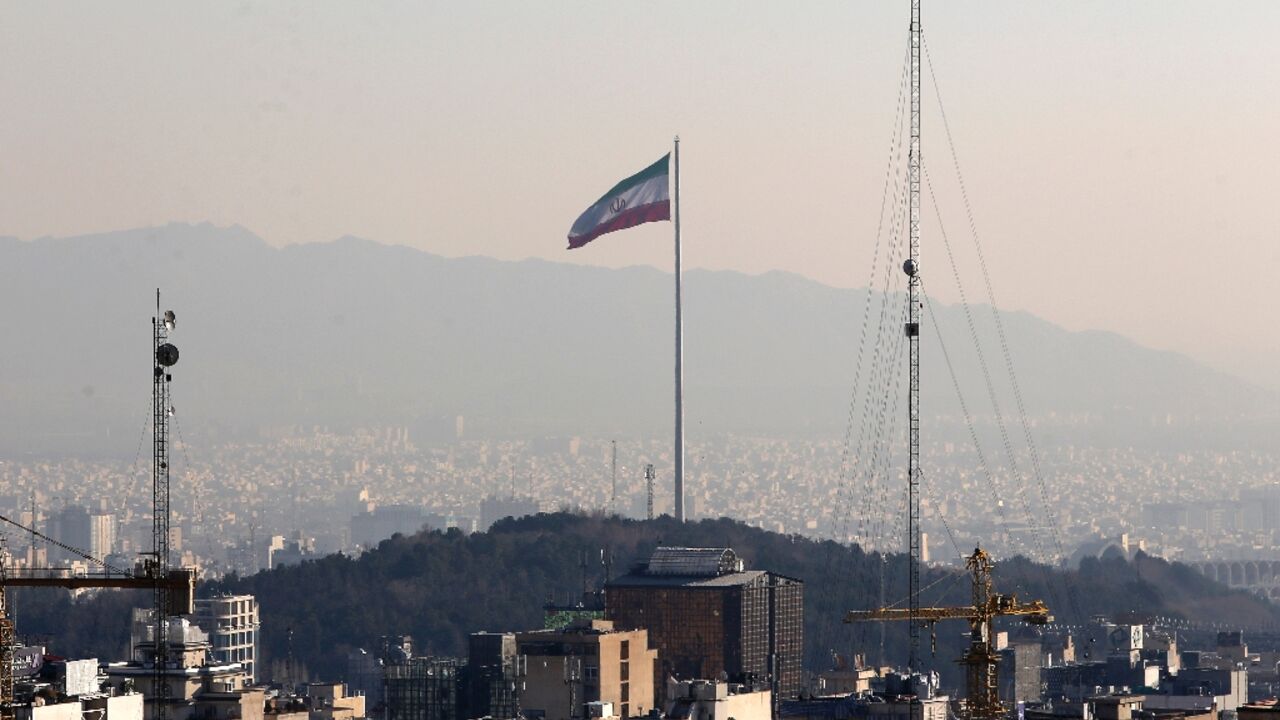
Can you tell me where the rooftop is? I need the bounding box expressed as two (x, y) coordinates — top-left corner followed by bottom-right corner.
(645, 547), (744, 577)
(607, 569), (770, 589)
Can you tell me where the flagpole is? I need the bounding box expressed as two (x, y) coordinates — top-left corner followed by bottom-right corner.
(673, 136), (685, 523)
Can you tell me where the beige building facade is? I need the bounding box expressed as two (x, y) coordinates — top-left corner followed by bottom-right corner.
(517, 620), (657, 720)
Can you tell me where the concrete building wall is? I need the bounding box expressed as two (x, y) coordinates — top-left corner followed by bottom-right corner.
(106, 693), (146, 720)
(63, 658), (99, 696)
(23, 702), (82, 720)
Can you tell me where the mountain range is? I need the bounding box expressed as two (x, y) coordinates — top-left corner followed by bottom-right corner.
(0, 223), (1273, 455)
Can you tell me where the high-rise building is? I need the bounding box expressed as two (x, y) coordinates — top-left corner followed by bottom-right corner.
(50, 505), (91, 563)
(89, 512), (117, 559)
(193, 594), (261, 683)
(605, 547), (804, 700)
(350, 505), (429, 549)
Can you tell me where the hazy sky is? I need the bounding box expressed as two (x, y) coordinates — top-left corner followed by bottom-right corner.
(4, 2), (1279, 390)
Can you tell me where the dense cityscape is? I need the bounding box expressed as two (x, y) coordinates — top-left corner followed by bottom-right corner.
(5, 3), (1278, 720)
(3, 426), (1278, 577)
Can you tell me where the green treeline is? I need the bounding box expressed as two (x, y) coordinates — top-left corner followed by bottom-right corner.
(11, 513), (1277, 691)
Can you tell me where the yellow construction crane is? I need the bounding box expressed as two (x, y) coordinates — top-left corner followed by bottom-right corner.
(0, 513), (196, 720)
(844, 547), (1051, 720)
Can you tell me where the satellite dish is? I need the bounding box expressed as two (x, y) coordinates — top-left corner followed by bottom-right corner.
(156, 343), (180, 367)
(164, 310), (176, 331)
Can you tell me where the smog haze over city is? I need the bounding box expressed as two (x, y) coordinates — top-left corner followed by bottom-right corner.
(2, 5), (1280, 709)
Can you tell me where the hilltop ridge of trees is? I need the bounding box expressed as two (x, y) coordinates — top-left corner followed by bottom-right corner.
(12, 512), (1275, 689)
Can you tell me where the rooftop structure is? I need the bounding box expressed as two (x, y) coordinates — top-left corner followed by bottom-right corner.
(644, 547), (743, 577)
(780, 673), (948, 720)
(664, 679), (771, 720)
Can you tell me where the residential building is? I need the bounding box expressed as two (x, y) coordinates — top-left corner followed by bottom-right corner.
(194, 594), (262, 683)
(89, 512), (117, 559)
(516, 619), (657, 720)
(106, 610), (259, 720)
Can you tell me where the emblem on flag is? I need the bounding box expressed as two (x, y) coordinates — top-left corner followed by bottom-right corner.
(566, 154), (671, 249)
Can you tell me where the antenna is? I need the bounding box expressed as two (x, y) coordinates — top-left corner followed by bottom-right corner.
(644, 464), (655, 520)
(610, 440), (617, 516)
(904, 0), (924, 673)
(151, 288), (180, 720)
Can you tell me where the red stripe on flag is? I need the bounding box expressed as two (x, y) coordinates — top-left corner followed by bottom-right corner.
(567, 200), (671, 249)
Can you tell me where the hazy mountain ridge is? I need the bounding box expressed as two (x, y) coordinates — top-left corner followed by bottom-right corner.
(0, 223), (1272, 455)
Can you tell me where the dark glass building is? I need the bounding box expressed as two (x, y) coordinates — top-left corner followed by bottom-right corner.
(384, 657), (461, 720)
(604, 547), (804, 700)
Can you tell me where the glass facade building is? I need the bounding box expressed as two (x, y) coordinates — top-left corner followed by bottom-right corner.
(604, 547), (804, 700)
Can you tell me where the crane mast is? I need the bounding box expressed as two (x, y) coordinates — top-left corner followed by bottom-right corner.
(0, 539), (14, 720)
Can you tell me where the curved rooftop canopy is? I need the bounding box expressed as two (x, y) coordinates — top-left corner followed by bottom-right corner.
(645, 547), (744, 577)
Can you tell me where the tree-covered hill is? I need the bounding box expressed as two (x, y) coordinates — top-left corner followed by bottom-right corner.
(11, 513), (1278, 691)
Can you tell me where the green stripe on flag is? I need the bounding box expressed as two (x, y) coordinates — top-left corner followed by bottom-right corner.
(591, 154), (670, 205)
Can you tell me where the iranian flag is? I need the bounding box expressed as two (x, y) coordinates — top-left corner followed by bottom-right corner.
(567, 154), (671, 249)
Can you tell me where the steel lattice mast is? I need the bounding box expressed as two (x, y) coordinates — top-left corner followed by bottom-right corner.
(0, 537), (14, 720)
(152, 290), (175, 720)
(905, 0), (924, 673)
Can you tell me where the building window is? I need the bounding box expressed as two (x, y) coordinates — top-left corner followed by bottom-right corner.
(620, 640), (629, 660)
